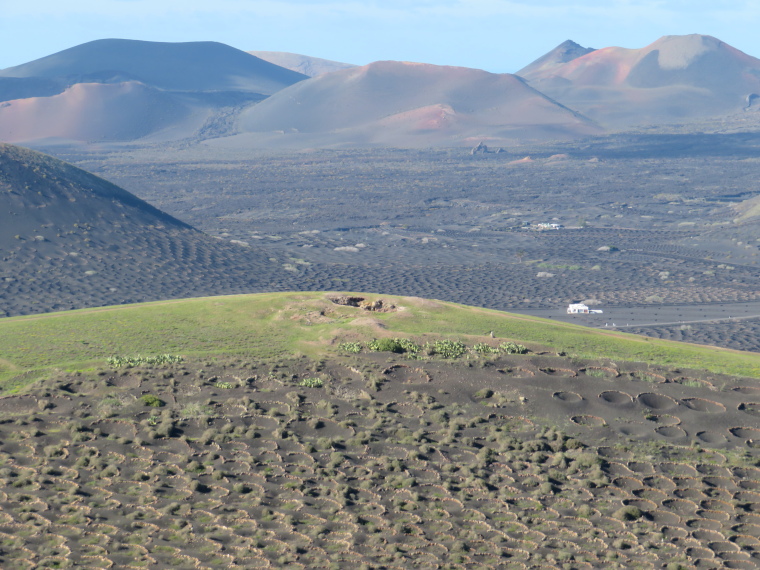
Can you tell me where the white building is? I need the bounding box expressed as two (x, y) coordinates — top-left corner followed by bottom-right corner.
(567, 303), (603, 314)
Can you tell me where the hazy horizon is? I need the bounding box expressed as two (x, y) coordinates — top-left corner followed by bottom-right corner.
(2, 1), (759, 74)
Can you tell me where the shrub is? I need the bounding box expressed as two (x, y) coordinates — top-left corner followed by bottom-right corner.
(338, 342), (362, 354)
(426, 340), (467, 358)
(367, 337), (419, 355)
(299, 377), (324, 388)
(472, 343), (499, 355)
(140, 395), (165, 408)
(500, 342), (528, 355)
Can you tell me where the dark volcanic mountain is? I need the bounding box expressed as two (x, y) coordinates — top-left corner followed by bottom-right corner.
(225, 60), (602, 148)
(0, 40), (307, 144)
(0, 144), (305, 316)
(518, 34), (760, 127)
(0, 39), (306, 97)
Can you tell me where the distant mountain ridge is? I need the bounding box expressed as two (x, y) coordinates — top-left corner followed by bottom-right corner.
(1, 34), (760, 146)
(518, 34), (760, 126)
(517, 40), (596, 77)
(249, 51), (356, 77)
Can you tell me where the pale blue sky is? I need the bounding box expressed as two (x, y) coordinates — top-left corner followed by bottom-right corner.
(3, 0), (759, 72)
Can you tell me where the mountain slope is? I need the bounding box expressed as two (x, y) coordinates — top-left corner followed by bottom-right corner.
(0, 144), (302, 316)
(227, 61), (602, 148)
(249, 51), (356, 77)
(518, 34), (760, 126)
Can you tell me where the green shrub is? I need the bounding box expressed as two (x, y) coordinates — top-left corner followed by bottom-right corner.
(299, 377), (324, 388)
(338, 342), (362, 354)
(368, 338), (402, 353)
(500, 342), (528, 355)
(140, 394), (165, 408)
(425, 340), (467, 358)
(472, 343), (499, 355)
(367, 337), (419, 355)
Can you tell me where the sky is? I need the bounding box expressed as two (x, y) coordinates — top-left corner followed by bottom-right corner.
(2, 0), (760, 73)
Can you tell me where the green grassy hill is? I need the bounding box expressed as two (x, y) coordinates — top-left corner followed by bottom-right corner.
(3, 291), (759, 391)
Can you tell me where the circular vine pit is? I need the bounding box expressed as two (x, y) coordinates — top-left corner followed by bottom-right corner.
(681, 398), (726, 413)
(598, 390), (633, 406)
(645, 414), (680, 426)
(738, 403), (760, 417)
(570, 415), (607, 427)
(731, 427), (760, 440)
(552, 391), (583, 403)
(637, 392), (678, 411)
(617, 424), (649, 438)
(655, 426), (687, 438)
(732, 386), (760, 396)
(697, 431), (728, 444)
(597, 447), (632, 460)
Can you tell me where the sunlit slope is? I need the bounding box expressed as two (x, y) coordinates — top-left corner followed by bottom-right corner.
(232, 60), (602, 148)
(0, 82), (203, 143)
(2, 292), (759, 388)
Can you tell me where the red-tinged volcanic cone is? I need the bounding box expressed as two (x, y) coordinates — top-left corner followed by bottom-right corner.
(230, 60), (602, 148)
(518, 34), (760, 127)
(0, 82), (203, 144)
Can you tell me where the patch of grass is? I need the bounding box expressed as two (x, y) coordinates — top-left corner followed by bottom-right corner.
(107, 354), (183, 368)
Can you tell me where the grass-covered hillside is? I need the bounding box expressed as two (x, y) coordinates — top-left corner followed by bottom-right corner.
(1, 292), (759, 569)
(2, 292), (760, 390)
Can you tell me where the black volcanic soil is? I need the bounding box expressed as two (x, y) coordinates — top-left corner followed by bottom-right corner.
(0, 143), (310, 316)
(40, 133), (760, 351)
(0, 348), (758, 569)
